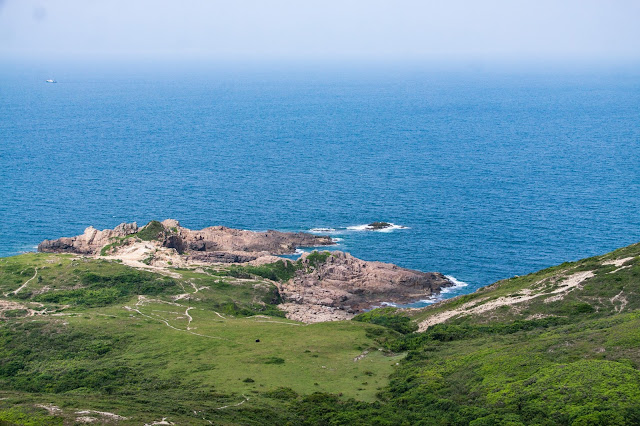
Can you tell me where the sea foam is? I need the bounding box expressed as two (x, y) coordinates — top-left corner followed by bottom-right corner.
(346, 223), (409, 232)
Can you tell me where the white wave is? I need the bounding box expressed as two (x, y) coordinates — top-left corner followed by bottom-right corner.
(309, 227), (336, 233)
(441, 275), (469, 293)
(346, 224), (370, 231)
(377, 224), (410, 233)
(415, 296), (439, 305)
(346, 223), (409, 232)
(404, 276), (470, 306)
(332, 237), (343, 242)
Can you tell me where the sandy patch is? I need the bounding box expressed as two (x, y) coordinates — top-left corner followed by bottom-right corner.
(36, 404), (62, 415)
(418, 271), (594, 331)
(75, 410), (127, 421)
(145, 418), (175, 425)
(0, 300), (38, 317)
(603, 257), (634, 267)
(100, 242), (182, 278)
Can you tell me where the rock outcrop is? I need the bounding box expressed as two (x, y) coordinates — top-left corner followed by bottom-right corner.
(278, 251), (453, 315)
(38, 219), (333, 258)
(173, 224), (333, 255)
(38, 223), (139, 254)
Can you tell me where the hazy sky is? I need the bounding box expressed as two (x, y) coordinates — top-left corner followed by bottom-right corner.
(1, 0), (639, 63)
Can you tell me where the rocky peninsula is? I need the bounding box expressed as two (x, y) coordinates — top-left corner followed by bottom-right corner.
(38, 220), (454, 321)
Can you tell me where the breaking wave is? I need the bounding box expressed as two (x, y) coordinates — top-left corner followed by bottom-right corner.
(309, 223), (409, 234)
(346, 223), (409, 233)
(396, 276), (470, 308)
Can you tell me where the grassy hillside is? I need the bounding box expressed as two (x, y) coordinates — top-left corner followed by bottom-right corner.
(0, 243), (639, 425)
(0, 253), (402, 424)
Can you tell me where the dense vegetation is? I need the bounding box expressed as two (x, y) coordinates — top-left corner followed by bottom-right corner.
(0, 243), (638, 424)
(223, 250), (333, 282)
(353, 307), (418, 334)
(135, 220), (166, 241)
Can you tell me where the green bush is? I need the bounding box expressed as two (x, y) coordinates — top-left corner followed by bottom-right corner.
(227, 260), (298, 282)
(353, 307), (418, 334)
(304, 251), (331, 269)
(137, 220), (166, 241)
(265, 387), (298, 400)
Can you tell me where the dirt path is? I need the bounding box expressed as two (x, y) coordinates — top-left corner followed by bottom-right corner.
(185, 307), (194, 329)
(0, 300), (38, 317)
(75, 410), (127, 421)
(611, 290), (628, 313)
(11, 268), (38, 295)
(124, 296), (225, 340)
(216, 395), (249, 410)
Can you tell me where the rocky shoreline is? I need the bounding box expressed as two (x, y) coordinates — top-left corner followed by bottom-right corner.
(38, 219), (333, 257)
(38, 220), (454, 322)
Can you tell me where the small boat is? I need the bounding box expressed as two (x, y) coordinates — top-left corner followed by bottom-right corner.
(45, 79), (56, 83)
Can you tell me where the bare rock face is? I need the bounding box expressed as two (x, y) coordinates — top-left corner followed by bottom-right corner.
(278, 251), (453, 313)
(38, 223), (139, 254)
(177, 226), (332, 255)
(38, 220), (333, 257)
(185, 251), (259, 264)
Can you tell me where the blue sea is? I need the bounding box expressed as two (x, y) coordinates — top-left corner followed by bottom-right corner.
(1, 62), (639, 305)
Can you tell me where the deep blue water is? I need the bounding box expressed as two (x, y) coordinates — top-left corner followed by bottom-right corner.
(1, 63), (639, 303)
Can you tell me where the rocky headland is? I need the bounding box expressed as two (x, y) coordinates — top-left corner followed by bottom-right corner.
(38, 220), (453, 322)
(38, 219), (333, 258)
(278, 251), (453, 322)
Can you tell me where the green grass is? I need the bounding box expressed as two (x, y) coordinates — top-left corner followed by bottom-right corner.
(410, 242), (640, 326)
(0, 299), (401, 424)
(0, 252), (401, 423)
(0, 243), (639, 424)
(353, 307), (418, 334)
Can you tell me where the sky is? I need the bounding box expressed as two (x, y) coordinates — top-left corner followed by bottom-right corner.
(0, 0), (639, 65)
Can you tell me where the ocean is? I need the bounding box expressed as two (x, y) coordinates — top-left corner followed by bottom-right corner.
(1, 62), (639, 305)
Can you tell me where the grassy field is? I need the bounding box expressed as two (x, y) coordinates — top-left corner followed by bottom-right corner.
(0, 253), (403, 424)
(1, 243), (639, 424)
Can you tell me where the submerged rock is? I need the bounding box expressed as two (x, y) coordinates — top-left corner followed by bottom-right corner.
(368, 221), (392, 230)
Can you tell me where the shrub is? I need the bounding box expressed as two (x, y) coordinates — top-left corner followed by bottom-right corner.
(137, 220), (166, 241)
(264, 387), (298, 400)
(353, 307), (418, 334)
